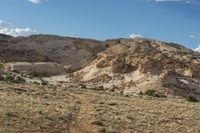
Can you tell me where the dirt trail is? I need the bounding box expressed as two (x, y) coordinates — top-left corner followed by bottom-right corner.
(68, 91), (98, 133)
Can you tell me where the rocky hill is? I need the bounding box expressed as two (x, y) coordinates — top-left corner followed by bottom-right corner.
(70, 38), (200, 99)
(0, 34), (106, 75)
(1, 34), (200, 99)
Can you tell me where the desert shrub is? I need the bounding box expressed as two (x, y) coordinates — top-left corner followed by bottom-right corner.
(81, 84), (86, 89)
(14, 76), (26, 83)
(139, 91), (144, 95)
(4, 75), (15, 82)
(4, 75), (25, 83)
(185, 95), (199, 102)
(91, 120), (104, 126)
(145, 89), (166, 98)
(89, 86), (104, 91)
(0, 75), (4, 81)
(41, 81), (48, 86)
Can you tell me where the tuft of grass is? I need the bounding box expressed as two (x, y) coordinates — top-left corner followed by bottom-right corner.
(3, 75), (25, 83)
(144, 89), (166, 98)
(185, 95), (199, 102)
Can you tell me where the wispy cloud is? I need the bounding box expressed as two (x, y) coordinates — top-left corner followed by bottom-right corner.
(129, 33), (143, 38)
(155, 0), (183, 2)
(28, 0), (44, 4)
(0, 20), (38, 37)
(150, 0), (200, 4)
(189, 35), (196, 39)
(189, 34), (200, 39)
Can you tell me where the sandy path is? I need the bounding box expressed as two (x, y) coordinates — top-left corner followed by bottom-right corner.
(68, 91), (98, 133)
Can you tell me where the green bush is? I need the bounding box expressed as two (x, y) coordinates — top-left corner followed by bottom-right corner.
(5, 75), (15, 82)
(145, 89), (166, 98)
(185, 95), (199, 102)
(4, 75), (25, 83)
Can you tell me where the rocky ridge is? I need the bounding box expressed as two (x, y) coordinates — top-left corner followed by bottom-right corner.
(1, 34), (200, 99)
(69, 38), (200, 99)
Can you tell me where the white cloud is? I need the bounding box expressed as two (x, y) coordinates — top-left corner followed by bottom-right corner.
(155, 0), (183, 2)
(189, 35), (196, 39)
(189, 34), (200, 39)
(28, 0), (43, 4)
(151, 0), (200, 4)
(0, 20), (38, 37)
(129, 33), (143, 38)
(193, 45), (200, 52)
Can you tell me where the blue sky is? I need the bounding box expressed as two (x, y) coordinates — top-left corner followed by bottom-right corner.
(0, 0), (200, 49)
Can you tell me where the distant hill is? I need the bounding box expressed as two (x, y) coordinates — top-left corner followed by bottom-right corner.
(1, 34), (200, 99)
(0, 34), (106, 74)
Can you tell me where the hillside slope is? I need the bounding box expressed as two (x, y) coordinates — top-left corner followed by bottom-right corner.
(1, 34), (200, 99)
(0, 34), (106, 75)
(70, 38), (200, 99)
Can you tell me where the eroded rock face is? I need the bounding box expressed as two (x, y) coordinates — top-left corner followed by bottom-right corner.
(71, 38), (200, 99)
(111, 58), (136, 73)
(5, 62), (66, 76)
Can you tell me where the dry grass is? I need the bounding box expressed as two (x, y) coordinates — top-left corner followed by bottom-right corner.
(0, 82), (80, 132)
(0, 82), (200, 133)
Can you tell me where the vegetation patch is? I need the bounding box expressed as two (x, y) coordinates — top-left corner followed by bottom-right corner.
(185, 94), (199, 102)
(0, 63), (4, 69)
(144, 89), (166, 98)
(91, 120), (104, 126)
(0, 75), (4, 81)
(1, 75), (25, 83)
